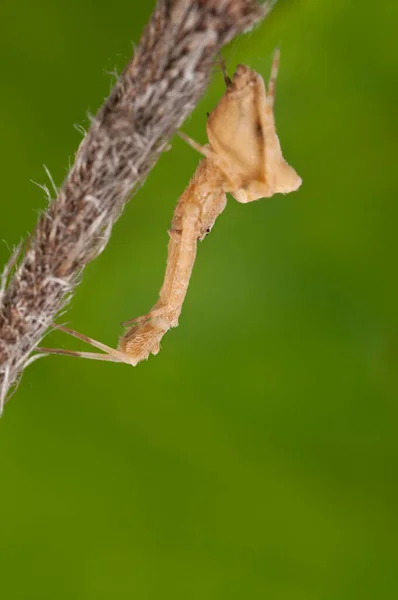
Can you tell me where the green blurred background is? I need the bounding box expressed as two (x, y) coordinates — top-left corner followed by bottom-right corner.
(1, 1), (397, 598)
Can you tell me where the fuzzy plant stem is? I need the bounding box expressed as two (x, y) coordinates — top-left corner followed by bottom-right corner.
(0, 0), (269, 410)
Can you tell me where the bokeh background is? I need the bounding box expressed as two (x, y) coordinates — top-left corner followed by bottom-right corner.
(1, 0), (397, 598)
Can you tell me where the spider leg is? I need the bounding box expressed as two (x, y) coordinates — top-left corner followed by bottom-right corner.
(267, 48), (280, 107)
(36, 346), (123, 362)
(50, 324), (130, 363)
